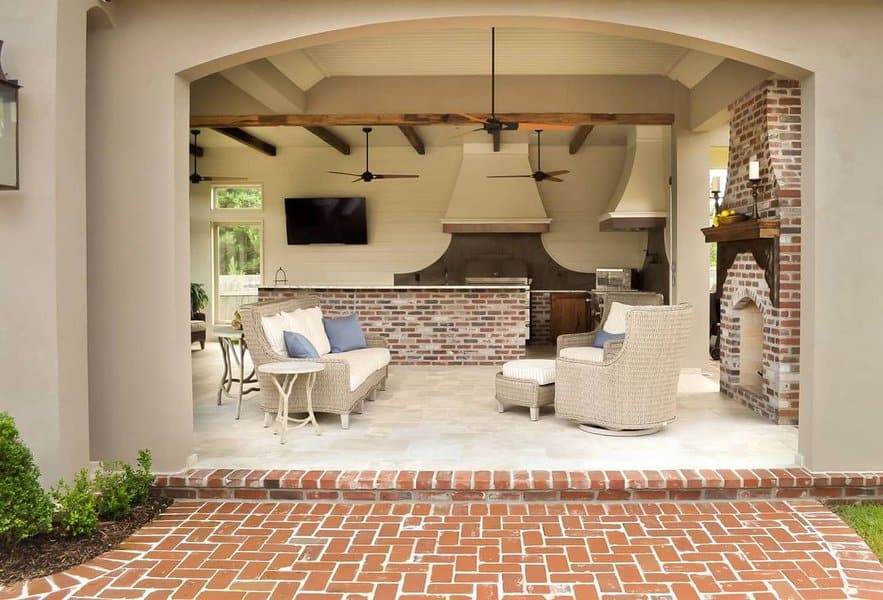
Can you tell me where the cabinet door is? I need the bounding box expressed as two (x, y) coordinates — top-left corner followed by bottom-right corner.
(550, 293), (589, 340)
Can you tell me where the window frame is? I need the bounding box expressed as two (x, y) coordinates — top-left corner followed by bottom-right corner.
(210, 183), (264, 211)
(211, 219), (265, 325)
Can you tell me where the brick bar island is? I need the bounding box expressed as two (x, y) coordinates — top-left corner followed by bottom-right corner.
(258, 285), (529, 366)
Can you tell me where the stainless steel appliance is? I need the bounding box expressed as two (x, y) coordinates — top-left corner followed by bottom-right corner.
(595, 268), (635, 291)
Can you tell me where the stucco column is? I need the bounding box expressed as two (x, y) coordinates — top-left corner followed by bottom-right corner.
(85, 31), (194, 472)
(798, 73), (882, 471)
(673, 130), (713, 371)
(0, 0), (94, 484)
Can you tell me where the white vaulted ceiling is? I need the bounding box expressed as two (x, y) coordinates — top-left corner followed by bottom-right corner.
(269, 28), (705, 89)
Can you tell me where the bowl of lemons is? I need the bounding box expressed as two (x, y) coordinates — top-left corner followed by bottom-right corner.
(716, 209), (749, 226)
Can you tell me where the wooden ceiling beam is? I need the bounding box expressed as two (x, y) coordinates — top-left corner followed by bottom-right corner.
(189, 143), (204, 157)
(191, 112), (675, 128)
(397, 125), (425, 155)
(212, 127), (277, 156)
(568, 125), (595, 155)
(304, 126), (351, 155)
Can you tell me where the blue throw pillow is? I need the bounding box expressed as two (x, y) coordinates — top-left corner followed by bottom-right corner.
(283, 331), (319, 359)
(323, 313), (367, 353)
(592, 330), (625, 349)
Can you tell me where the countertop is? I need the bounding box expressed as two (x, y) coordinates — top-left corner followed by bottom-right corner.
(258, 284), (530, 290)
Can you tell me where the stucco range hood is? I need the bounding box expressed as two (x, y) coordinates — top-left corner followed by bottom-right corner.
(442, 142), (551, 233)
(598, 126), (668, 232)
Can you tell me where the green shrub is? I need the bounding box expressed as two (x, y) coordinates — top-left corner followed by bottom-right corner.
(124, 449), (153, 506)
(52, 469), (98, 537)
(94, 449), (153, 520)
(0, 412), (53, 548)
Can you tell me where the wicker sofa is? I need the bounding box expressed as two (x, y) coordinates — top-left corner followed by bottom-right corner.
(239, 296), (389, 429)
(555, 304), (692, 435)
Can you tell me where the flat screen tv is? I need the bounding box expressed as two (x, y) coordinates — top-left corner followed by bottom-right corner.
(285, 197), (367, 245)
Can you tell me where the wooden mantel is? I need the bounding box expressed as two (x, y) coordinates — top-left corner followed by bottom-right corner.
(702, 218), (780, 243)
(705, 218), (782, 307)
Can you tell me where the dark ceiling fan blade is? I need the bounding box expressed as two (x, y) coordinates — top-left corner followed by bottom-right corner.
(544, 176), (564, 183)
(449, 127), (485, 139)
(352, 177), (363, 183)
(373, 174), (420, 179)
(543, 170), (571, 177)
(487, 174), (533, 179)
(198, 176), (249, 182)
(328, 170), (362, 177)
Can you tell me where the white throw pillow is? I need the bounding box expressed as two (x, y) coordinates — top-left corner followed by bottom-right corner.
(602, 302), (633, 335)
(261, 313), (289, 356)
(284, 307), (331, 355)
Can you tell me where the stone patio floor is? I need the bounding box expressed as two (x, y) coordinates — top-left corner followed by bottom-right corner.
(5, 499), (883, 599)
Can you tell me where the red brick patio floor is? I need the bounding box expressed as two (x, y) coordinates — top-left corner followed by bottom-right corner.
(5, 499), (883, 600)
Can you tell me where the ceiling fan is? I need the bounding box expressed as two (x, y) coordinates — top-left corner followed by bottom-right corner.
(457, 28), (573, 136)
(189, 129), (248, 184)
(329, 127), (420, 182)
(487, 130), (570, 182)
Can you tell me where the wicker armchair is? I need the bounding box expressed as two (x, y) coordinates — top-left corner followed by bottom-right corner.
(557, 292), (663, 355)
(239, 296), (389, 429)
(555, 304), (692, 436)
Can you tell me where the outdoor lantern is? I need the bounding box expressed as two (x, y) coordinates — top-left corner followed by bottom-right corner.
(0, 41), (21, 191)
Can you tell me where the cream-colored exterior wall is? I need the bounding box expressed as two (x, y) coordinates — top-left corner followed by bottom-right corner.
(190, 142), (638, 336)
(3, 0), (882, 474)
(0, 0), (102, 484)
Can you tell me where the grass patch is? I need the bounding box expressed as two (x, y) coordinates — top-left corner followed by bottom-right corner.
(834, 504), (883, 561)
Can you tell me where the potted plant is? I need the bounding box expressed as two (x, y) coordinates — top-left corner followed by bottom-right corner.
(190, 283), (209, 317)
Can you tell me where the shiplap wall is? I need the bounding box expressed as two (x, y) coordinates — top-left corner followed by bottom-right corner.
(189, 142), (645, 300)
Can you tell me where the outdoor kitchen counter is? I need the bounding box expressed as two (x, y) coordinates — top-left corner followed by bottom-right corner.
(257, 285), (529, 366)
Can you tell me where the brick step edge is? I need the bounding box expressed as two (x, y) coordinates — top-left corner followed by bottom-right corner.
(152, 468), (883, 503)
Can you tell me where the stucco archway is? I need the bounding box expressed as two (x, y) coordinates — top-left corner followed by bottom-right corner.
(84, 1), (883, 473)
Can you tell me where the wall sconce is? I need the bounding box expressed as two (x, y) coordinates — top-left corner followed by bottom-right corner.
(748, 156), (761, 219)
(0, 41), (20, 191)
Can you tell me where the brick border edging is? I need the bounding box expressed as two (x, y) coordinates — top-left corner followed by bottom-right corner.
(152, 467), (883, 503)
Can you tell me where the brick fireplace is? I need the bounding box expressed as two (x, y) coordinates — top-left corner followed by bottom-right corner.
(713, 80), (802, 425)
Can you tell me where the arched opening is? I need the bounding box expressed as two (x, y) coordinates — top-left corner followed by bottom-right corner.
(736, 298), (763, 392)
(171, 17), (805, 472)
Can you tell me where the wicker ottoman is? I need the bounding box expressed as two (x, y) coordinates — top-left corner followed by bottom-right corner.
(495, 359), (556, 421)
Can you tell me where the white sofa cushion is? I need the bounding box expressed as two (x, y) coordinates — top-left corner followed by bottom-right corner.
(502, 359), (556, 385)
(283, 307), (331, 356)
(332, 347), (391, 391)
(559, 346), (605, 363)
(603, 301), (633, 334)
(261, 313), (289, 356)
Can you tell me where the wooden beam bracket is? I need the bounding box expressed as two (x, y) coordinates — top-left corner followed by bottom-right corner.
(305, 126), (351, 155)
(397, 125), (425, 155)
(212, 127), (277, 156)
(569, 125), (595, 154)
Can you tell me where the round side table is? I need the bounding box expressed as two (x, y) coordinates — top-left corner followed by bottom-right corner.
(257, 361), (325, 444)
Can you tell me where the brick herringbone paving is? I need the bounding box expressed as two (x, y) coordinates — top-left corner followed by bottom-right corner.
(5, 500), (883, 599)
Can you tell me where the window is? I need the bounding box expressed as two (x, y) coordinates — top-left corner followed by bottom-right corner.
(212, 184), (263, 210)
(213, 222), (262, 324)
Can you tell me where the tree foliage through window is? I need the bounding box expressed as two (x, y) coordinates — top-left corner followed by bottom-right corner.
(218, 225), (261, 275)
(213, 186), (262, 209)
